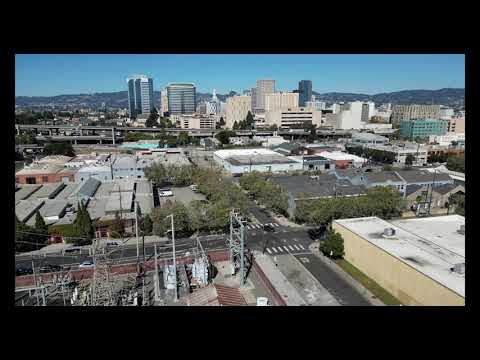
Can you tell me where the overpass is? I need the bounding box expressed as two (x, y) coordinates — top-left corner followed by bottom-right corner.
(16, 124), (338, 143)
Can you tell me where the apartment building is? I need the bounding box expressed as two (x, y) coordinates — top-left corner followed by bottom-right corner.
(225, 95), (252, 129)
(264, 92), (299, 112)
(391, 105), (440, 125)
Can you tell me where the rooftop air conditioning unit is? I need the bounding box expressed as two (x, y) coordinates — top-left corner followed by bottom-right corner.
(383, 227), (396, 237)
(451, 263), (465, 274)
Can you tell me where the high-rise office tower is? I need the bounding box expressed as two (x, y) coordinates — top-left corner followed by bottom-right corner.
(298, 80), (312, 107)
(251, 87), (257, 112)
(161, 89), (169, 115)
(264, 92), (299, 112)
(127, 75), (154, 118)
(167, 83), (196, 114)
(255, 79), (275, 112)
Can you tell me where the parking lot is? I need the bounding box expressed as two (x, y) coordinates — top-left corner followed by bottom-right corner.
(158, 186), (207, 207)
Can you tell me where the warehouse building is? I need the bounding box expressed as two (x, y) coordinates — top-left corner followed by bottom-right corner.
(15, 185), (42, 203)
(69, 177), (100, 204)
(135, 179), (154, 214)
(15, 199), (45, 223)
(74, 164), (113, 183)
(28, 182), (65, 200)
(213, 148), (303, 175)
(270, 174), (366, 217)
(26, 199), (69, 225)
(15, 164), (76, 184)
(317, 151), (368, 169)
(332, 215), (465, 306)
(54, 183), (80, 200)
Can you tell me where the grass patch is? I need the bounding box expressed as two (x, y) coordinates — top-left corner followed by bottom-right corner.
(334, 259), (402, 306)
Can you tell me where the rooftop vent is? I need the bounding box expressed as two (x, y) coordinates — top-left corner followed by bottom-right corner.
(450, 263), (465, 274)
(383, 227), (396, 237)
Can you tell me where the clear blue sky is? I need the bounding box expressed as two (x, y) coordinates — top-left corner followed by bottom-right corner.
(15, 54), (465, 96)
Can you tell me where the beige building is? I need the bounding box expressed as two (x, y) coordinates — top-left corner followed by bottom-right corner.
(255, 79), (276, 112)
(391, 105), (441, 125)
(179, 115), (216, 129)
(333, 215), (465, 306)
(447, 116), (465, 133)
(161, 89), (168, 115)
(264, 92), (299, 112)
(225, 95), (252, 129)
(264, 107), (322, 129)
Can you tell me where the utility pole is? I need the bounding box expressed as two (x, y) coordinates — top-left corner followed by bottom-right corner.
(170, 214), (178, 301)
(135, 201), (140, 274)
(31, 256), (40, 305)
(154, 243), (160, 301)
(428, 169), (437, 216)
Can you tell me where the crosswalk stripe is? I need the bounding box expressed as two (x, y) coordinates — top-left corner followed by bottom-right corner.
(288, 246), (295, 251)
(293, 245), (300, 250)
(271, 247), (278, 253)
(299, 244), (305, 250)
(266, 248), (272, 254)
(283, 246), (289, 251)
(256, 224), (262, 229)
(273, 223), (280, 227)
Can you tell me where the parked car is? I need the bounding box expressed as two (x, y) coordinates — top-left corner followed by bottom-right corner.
(16, 267), (31, 276)
(158, 189), (173, 197)
(106, 240), (120, 247)
(39, 264), (60, 273)
(79, 261), (94, 268)
(190, 184), (198, 192)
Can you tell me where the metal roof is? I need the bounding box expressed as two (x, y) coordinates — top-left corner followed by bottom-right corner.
(15, 199), (45, 223)
(15, 185), (42, 203)
(395, 170), (452, 184)
(76, 177), (101, 198)
(28, 182), (65, 199)
(365, 171), (404, 184)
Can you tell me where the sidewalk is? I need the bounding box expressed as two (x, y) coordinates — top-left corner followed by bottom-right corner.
(308, 242), (385, 306)
(253, 251), (307, 306)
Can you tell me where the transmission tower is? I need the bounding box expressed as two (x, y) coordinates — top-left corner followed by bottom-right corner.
(228, 209), (251, 286)
(91, 240), (116, 306)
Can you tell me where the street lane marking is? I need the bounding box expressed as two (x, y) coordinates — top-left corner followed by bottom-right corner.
(283, 246), (289, 252)
(288, 246), (295, 251)
(299, 244), (305, 250)
(293, 245), (301, 250)
(271, 247), (278, 253)
(266, 248), (272, 254)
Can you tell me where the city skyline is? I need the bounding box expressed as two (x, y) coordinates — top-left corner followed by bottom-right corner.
(15, 54), (464, 97)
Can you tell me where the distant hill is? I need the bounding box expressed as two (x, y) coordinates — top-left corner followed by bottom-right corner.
(16, 88), (464, 108)
(312, 88), (464, 106)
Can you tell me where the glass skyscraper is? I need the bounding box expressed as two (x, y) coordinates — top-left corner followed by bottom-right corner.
(127, 75), (154, 118)
(298, 80), (312, 107)
(167, 83), (196, 114)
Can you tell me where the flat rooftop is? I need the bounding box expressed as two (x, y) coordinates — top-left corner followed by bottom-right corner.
(214, 148), (278, 160)
(318, 151), (368, 162)
(334, 215), (465, 297)
(227, 154), (300, 166)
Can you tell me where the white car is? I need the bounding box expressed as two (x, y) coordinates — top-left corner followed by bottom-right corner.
(79, 261), (94, 268)
(158, 190), (173, 197)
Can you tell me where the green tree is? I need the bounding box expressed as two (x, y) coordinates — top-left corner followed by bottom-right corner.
(218, 117), (226, 128)
(245, 111), (254, 129)
(43, 142), (75, 157)
(143, 214), (153, 235)
(177, 131), (190, 146)
(144, 162), (168, 185)
(405, 154), (415, 166)
(151, 201), (192, 236)
(73, 201), (94, 244)
(215, 130), (235, 145)
(446, 154), (465, 173)
(108, 212), (125, 238)
(232, 121), (239, 130)
(146, 108), (159, 128)
(15, 216), (39, 252)
(320, 229), (345, 259)
(34, 211), (48, 235)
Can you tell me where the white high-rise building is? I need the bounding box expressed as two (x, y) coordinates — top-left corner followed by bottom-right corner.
(305, 100), (326, 111)
(264, 92), (299, 112)
(326, 101), (364, 129)
(225, 95), (252, 129)
(255, 79), (275, 112)
(205, 89), (221, 115)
